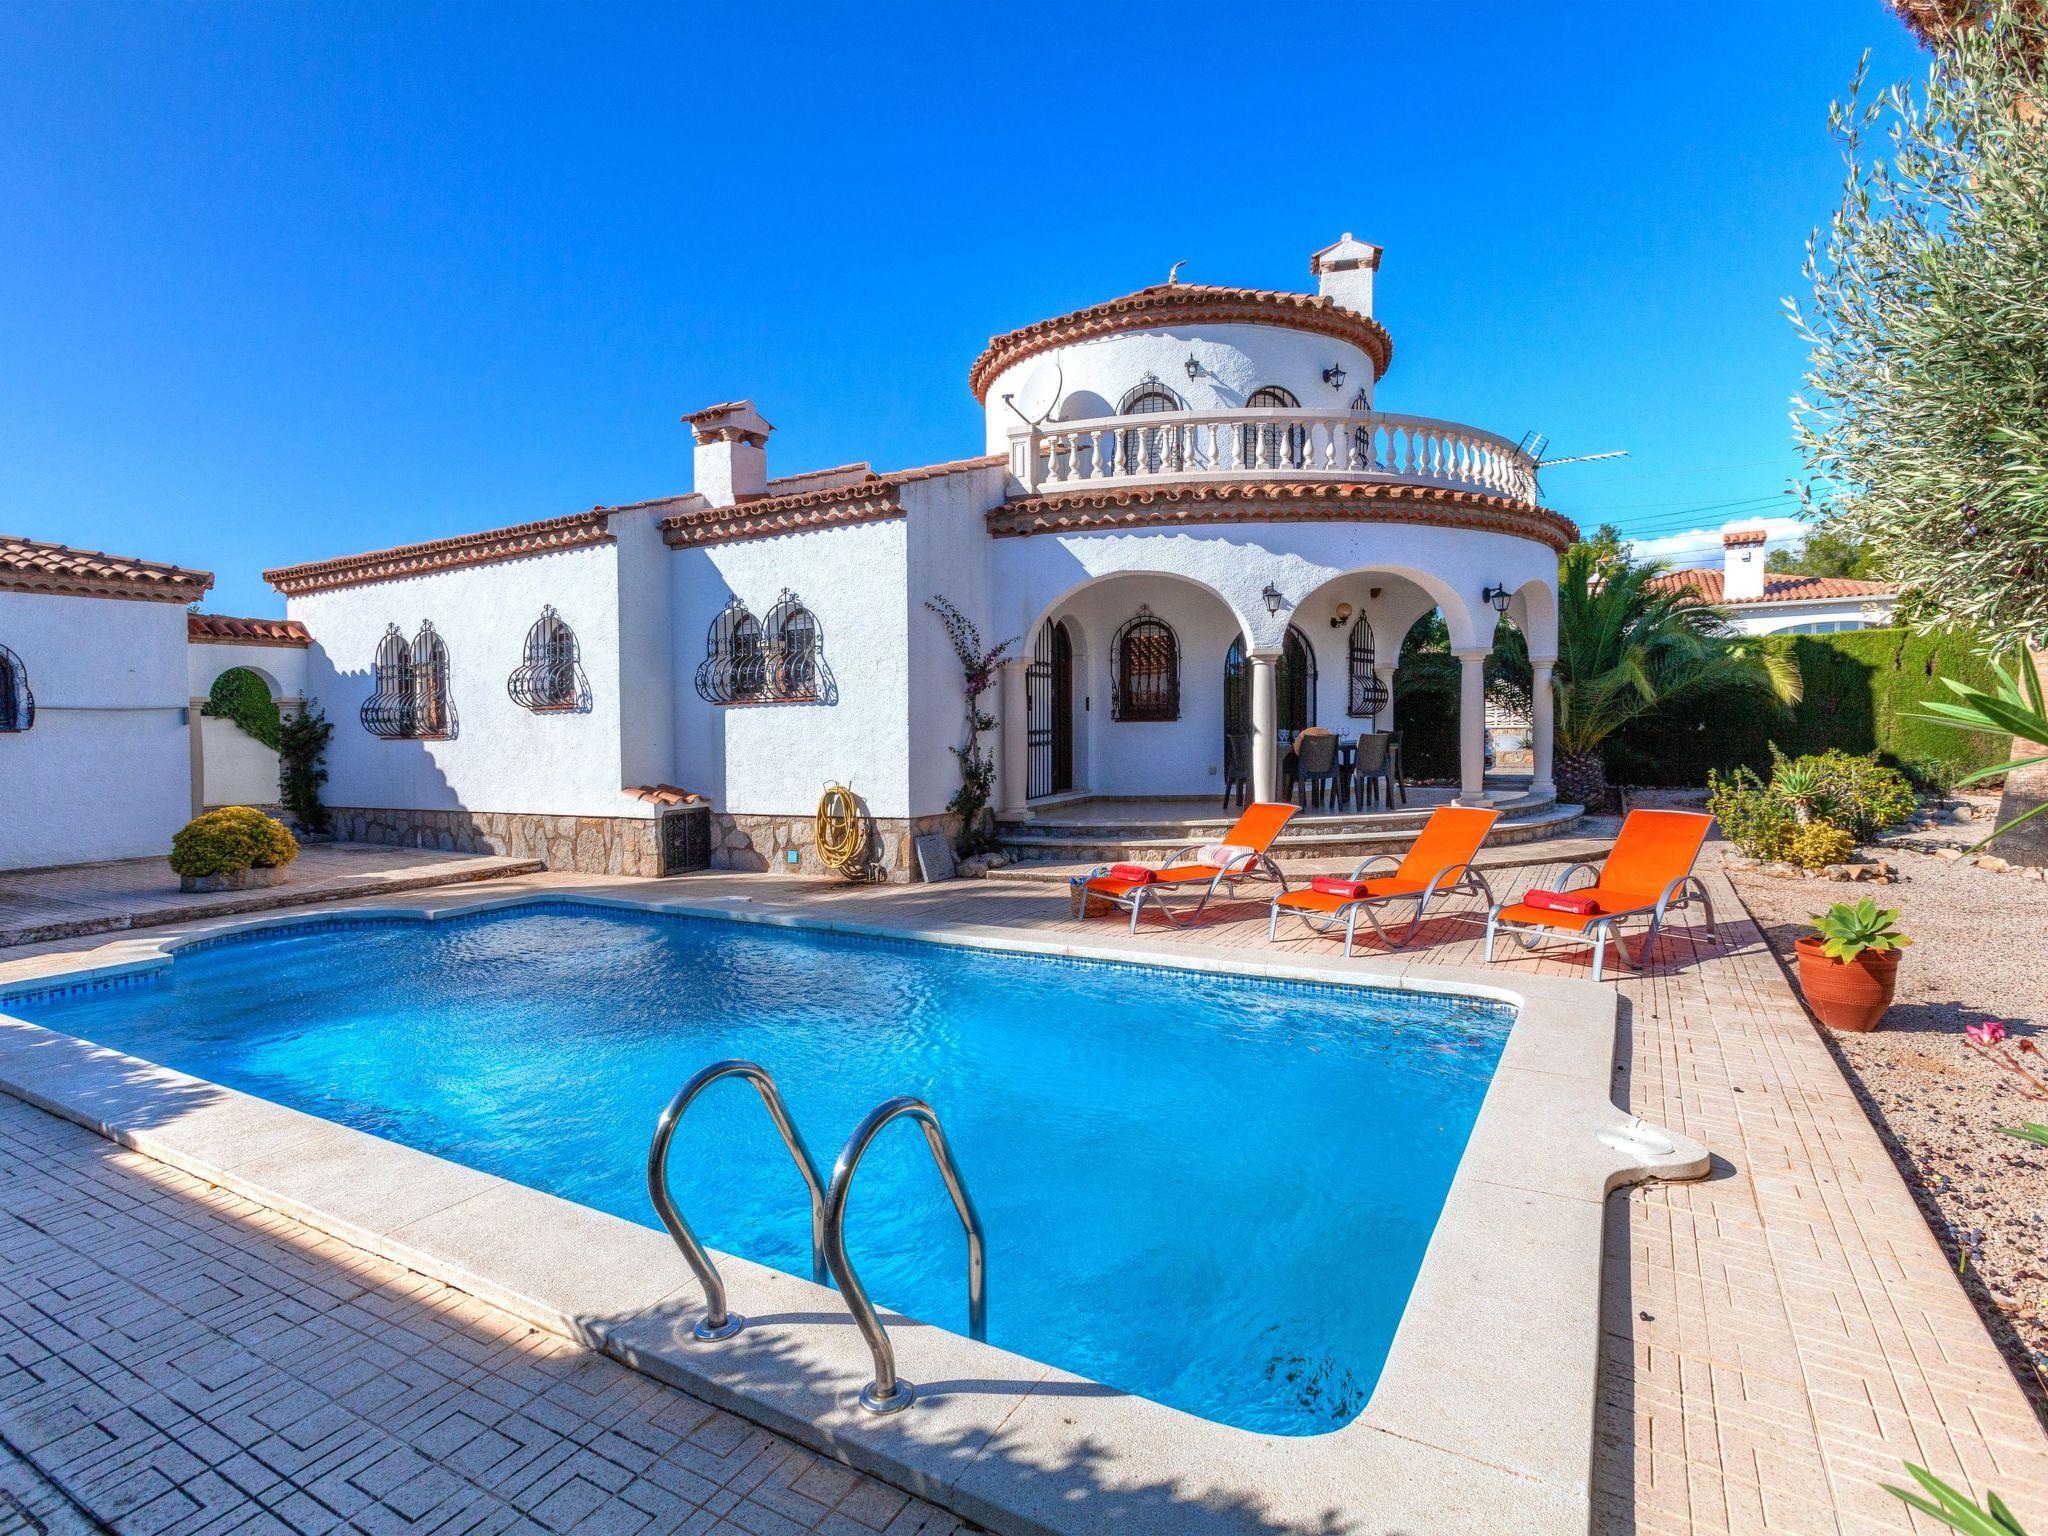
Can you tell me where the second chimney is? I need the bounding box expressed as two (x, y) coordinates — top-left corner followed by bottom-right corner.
(684, 400), (773, 507)
(1722, 528), (1769, 602)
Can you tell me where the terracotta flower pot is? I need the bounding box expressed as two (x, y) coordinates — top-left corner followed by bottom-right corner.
(1794, 936), (1901, 1032)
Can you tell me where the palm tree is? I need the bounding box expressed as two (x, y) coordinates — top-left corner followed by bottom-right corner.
(1542, 544), (1802, 807)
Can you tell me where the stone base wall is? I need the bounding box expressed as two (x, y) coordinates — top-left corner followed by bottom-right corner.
(327, 807), (664, 877)
(710, 811), (960, 883)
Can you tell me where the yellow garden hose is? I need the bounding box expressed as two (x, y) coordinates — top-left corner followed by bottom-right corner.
(816, 783), (869, 878)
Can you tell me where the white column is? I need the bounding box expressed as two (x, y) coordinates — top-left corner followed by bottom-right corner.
(1454, 649), (1490, 806)
(1374, 664), (1398, 731)
(998, 657), (1031, 813)
(1529, 659), (1556, 799)
(1249, 651), (1280, 803)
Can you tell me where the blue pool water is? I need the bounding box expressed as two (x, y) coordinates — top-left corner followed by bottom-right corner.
(6, 903), (1513, 1434)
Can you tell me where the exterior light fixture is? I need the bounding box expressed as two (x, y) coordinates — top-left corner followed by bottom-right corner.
(1481, 584), (1513, 615)
(1263, 583), (1285, 616)
(1322, 363), (1347, 389)
(1184, 353), (1201, 381)
(1329, 601), (1353, 630)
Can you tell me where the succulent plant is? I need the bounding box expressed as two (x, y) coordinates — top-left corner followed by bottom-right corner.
(1807, 898), (1911, 965)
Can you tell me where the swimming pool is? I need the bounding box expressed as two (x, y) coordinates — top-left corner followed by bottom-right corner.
(7, 901), (1514, 1435)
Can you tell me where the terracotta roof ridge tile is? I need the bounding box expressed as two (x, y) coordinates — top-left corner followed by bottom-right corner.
(656, 453), (1003, 540)
(265, 507), (616, 596)
(969, 284), (1393, 401)
(187, 613), (312, 645)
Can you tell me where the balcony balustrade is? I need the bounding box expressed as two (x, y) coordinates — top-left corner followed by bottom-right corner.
(1007, 408), (1539, 502)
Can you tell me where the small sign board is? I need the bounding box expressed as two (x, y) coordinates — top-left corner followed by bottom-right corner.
(913, 832), (958, 883)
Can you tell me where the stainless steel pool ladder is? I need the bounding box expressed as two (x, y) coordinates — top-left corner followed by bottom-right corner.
(822, 1095), (987, 1415)
(645, 1060), (829, 1342)
(646, 1068), (986, 1415)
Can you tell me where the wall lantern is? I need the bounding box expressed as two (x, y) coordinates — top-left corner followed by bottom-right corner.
(1263, 583), (1286, 616)
(1322, 363), (1347, 389)
(1481, 583), (1513, 616)
(1329, 601), (1353, 630)
(1184, 353), (1201, 381)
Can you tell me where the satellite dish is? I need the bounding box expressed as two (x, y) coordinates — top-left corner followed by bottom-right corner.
(1005, 359), (1063, 427)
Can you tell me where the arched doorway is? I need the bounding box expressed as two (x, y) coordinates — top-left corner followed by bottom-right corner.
(1222, 625), (1317, 763)
(1027, 618), (1074, 798)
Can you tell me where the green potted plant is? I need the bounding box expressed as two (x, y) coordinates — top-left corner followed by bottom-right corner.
(168, 806), (301, 893)
(1795, 897), (1910, 1032)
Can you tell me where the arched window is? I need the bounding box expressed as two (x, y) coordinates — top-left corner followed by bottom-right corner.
(508, 606), (589, 713)
(763, 589), (832, 703)
(0, 643), (33, 733)
(1118, 380), (1184, 475)
(1110, 606), (1180, 721)
(408, 621), (454, 739)
(1243, 386), (1306, 470)
(1345, 614), (1387, 720)
(695, 597), (767, 704)
(361, 625), (412, 738)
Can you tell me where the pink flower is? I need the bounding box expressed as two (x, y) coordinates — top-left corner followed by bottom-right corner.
(1966, 1020), (2009, 1047)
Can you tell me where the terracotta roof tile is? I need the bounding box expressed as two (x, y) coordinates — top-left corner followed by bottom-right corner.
(989, 479), (1577, 553)
(0, 535), (212, 603)
(1644, 569), (1899, 605)
(659, 455), (1005, 549)
(1722, 528), (1769, 547)
(186, 613), (312, 646)
(265, 509), (616, 596)
(969, 283), (1394, 402)
(624, 784), (707, 806)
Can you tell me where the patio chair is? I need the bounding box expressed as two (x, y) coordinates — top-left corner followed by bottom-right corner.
(1077, 801), (1299, 933)
(1386, 729), (1409, 806)
(1353, 732), (1394, 809)
(1222, 732), (1252, 810)
(1483, 809), (1718, 982)
(1265, 806), (1499, 956)
(1292, 728), (1339, 809)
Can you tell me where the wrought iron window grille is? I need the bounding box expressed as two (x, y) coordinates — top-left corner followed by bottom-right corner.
(361, 620), (458, 740)
(1110, 605), (1180, 722)
(695, 592), (834, 706)
(507, 606), (591, 713)
(1117, 381), (1185, 476)
(1345, 614), (1387, 718)
(1243, 385), (1307, 470)
(0, 643), (33, 733)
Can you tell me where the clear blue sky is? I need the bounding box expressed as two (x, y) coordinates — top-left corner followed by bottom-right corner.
(0, 1), (1924, 616)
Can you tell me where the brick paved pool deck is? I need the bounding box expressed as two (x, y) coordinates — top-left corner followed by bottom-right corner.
(1, 854), (2043, 1534)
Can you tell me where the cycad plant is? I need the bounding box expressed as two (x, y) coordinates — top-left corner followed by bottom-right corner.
(1545, 545), (1803, 808)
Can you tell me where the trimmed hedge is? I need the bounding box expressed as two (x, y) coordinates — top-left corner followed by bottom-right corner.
(1393, 627), (2007, 787)
(168, 807), (300, 878)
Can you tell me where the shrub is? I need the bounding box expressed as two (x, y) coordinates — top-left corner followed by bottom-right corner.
(1707, 766), (1798, 860)
(278, 704), (333, 834)
(1786, 823), (1857, 869)
(169, 807), (300, 878)
(201, 667), (282, 750)
(1792, 749), (1915, 840)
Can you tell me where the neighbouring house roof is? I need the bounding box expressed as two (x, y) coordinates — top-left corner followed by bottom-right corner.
(0, 534), (213, 604)
(967, 283), (1395, 402)
(659, 455), (1005, 549)
(264, 509), (617, 596)
(988, 480), (1578, 554)
(186, 613), (312, 646)
(1644, 568), (1900, 606)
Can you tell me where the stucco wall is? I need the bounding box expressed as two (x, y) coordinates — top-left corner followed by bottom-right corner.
(0, 590), (192, 870)
(1733, 599), (1896, 636)
(981, 322), (1382, 455)
(198, 715), (281, 807)
(287, 535), (652, 821)
(670, 517), (915, 820)
(904, 463), (1009, 819)
(187, 640), (308, 702)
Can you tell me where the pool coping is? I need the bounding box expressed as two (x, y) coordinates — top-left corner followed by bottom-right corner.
(0, 889), (1709, 1536)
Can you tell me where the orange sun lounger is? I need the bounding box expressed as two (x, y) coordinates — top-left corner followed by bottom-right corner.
(1484, 808), (1719, 981)
(1078, 801), (1298, 933)
(1265, 805), (1499, 955)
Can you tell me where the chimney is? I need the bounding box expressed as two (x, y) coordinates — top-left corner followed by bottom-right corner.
(1309, 232), (1382, 318)
(1722, 528), (1768, 602)
(683, 400), (773, 507)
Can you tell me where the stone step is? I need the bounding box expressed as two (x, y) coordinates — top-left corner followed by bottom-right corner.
(990, 804), (1586, 870)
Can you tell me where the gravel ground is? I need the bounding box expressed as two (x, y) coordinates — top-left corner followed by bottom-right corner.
(1721, 812), (2048, 1417)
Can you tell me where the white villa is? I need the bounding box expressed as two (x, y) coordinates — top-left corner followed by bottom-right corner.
(3, 235), (1578, 878)
(1650, 528), (1898, 635)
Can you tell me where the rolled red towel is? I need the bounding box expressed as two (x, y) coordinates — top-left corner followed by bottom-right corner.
(1524, 887), (1599, 915)
(1310, 876), (1368, 898)
(1107, 863), (1157, 885)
